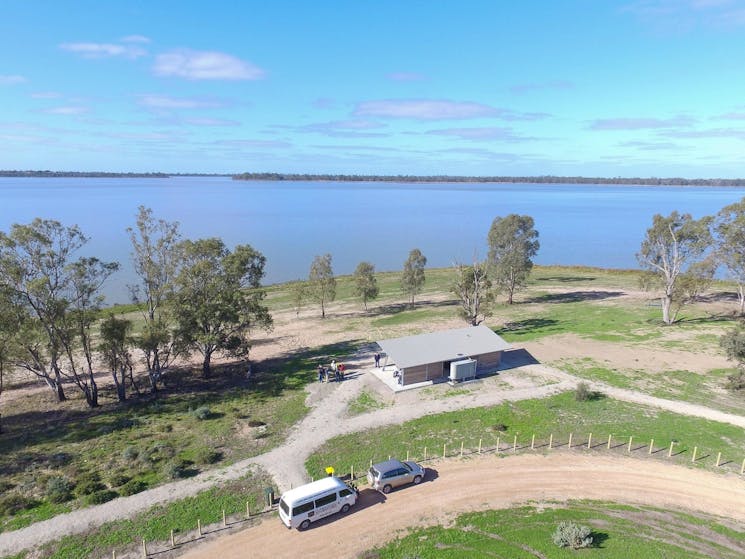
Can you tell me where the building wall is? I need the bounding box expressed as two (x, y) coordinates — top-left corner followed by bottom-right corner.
(476, 350), (502, 373)
(403, 361), (445, 385)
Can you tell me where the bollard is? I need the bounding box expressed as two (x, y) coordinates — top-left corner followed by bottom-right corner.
(198, 518), (202, 538)
(460, 441), (464, 458)
(716, 452), (722, 467)
(568, 432), (573, 449)
(142, 538), (147, 558)
(649, 439), (654, 454)
(170, 529), (175, 548)
(549, 433), (553, 449)
(628, 435), (633, 452)
(513, 434), (517, 452)
(478, 438), (482, 454)
(668, 441), (674, 458)
(692, 446), (698, 462)
(607, 434), (612, 449)
(223, 509), (227, 527)
(587, 433), (592, 449)
(531, 434), (535, 450)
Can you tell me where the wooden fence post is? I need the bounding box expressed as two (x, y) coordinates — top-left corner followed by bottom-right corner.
(246, 502), (250, 518)
(142, 538), (147, 558)
(531, 434), (535, 450)
(223, 509), (227, 527)
(198, 519), (202, 538)
(460, 441), (464, 458)
(607, 434), (612, 449)
(496, 436), (500, 452)
(649, 439), (654, 454)
(716, 452), (722, 467)
(113, 551), (117, 559)
(741, 458), (745, 474)
(424, 447), (427, 460)
(513, 435), (517, 452)
(170, 529), (175, 548)
(628, 435), (633, 452)
(478, 438), (482, 454)
(351, 464), (354, 480)
(587, 433), (592, 449)
(668, 441), (674, 458)
(692, 446), (698, 462)
(443, 443), (446, 458)
(549, 433), (553, 449)
(406, 449), (409, 461)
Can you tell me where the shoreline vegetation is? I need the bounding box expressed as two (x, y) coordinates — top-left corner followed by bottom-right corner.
(3, 170), (745, 186)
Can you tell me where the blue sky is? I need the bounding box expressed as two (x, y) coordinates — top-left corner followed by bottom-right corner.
(3, 0), (745, 177)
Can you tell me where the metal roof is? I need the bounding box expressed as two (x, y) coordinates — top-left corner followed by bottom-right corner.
(377, 325), (511, 370)
(279, 476), (347, 505)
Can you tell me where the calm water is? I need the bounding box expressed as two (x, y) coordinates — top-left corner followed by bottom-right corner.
(2, 176), (744, 304)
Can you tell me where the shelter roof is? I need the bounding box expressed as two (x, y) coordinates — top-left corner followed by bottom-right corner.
(377, 325), (511, 369)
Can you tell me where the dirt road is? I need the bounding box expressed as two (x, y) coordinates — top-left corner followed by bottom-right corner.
(179, 453), (745, 559)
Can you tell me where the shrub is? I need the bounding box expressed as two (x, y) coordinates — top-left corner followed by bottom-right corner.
(122, 446), (139, 461)
(76, 480), (105, 496)
(247, 419), (266, 427)
(726, 370), (745, 391)
(491, 423), (508, 432)
(195, 448), (222, 465)
(108, 473), (131, 487)
(192, 406), (212, 420)
(552, 521), (593, 549)
(120, 479), (148, 496)
(575, 382), (592, 401)
(0, 494), (39, 515)
(164, 459), (192, 480)
(85, 490), (118, 505)
(46, 476), (74, 503)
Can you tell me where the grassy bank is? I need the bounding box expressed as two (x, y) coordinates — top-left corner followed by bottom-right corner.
(306, 391), (745, 479)
(367, 501), (745, 559)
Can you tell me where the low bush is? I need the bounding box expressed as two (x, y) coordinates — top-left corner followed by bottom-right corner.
(120, 479), (148, 496)
(0, 494), (39, 515)
(76, 479), (105, 496)
(195, 448), (222, 465)
(575, 382), (592, 401)
(85, 490), (118, 505)
(247, 419), (266, 427)
(192, 406), (212, 420)
(164, 459), (192, 480)
(122, 446), (139, 461)
(108, 473), (131, 487)
(726, 370), (745, 391)
(46, 476), (74, 503)
(552, 521), (593, 549)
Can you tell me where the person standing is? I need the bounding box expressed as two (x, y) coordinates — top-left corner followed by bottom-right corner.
(318, 364), (324, 382)
(374, 353), (380, 368)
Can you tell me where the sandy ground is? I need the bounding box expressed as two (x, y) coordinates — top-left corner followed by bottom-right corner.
(179, 453), (745, 559)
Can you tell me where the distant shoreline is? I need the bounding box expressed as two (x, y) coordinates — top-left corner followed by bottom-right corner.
(233, 172), (745, 187)
(0, 171), (230, 178)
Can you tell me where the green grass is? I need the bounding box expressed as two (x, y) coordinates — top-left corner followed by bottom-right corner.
(369, 501), (745, 559)
(347, 390), (388, 416)
(306, 392), (745, 479)
(36, 468), (272, 559)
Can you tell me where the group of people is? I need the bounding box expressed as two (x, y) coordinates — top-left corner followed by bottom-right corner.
(318, 359), (346, 383)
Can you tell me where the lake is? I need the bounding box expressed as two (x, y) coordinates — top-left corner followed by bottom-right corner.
(1, 176), (744, 304)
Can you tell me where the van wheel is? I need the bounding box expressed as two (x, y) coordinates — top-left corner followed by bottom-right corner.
(382, 484), (392, 494)
(299, 519), (310, 530)
(341, 504), (350, 514)
(413, 475), (422, 485)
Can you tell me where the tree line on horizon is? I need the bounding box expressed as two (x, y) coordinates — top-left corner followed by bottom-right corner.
(233, 172), (745, 187)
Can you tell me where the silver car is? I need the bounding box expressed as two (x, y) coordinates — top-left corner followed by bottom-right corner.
(367, 458), (425, 494)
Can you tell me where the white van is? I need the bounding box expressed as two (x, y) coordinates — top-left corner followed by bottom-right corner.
(278, 476), (357, 530)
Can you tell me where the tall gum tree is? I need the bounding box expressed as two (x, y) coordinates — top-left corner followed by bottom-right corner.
(127, 206), (181, 392)
(401, 248), (427, 305)
(173, 238), (272, 378)
(308, 254), (336, 318)
(487, 214), (539, 304)
(452, 261), (494, 326)
(637, 211), (712, 325)
(353, 261), (379, 310)
(714, 198), (745, 314)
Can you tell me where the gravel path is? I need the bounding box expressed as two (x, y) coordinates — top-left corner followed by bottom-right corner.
(1, 349), (744, 557)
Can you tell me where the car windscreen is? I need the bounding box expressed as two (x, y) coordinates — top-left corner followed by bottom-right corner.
(279, 498), (289, 515)
(370, 467), (380, 478)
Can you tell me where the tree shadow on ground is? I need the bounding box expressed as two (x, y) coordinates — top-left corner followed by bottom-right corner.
(333, 298), (459, 320)
(592, 531), (609, 548)
(524, 290), (624, 304)
(535, 276), (596, 283)
(496, 318), (560, 337)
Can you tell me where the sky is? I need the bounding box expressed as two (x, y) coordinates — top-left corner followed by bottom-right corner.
(3, 0), (745, 177)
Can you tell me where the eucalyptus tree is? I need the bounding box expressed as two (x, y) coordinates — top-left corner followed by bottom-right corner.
(173, 238), (272, 378)
(0, 218), (118, 406)
(353, 261), (379, 310)
(401, 248), (427, 305)
(452, 261), (494, 326)
(288, 280), (307, 317)
(308, 254), (336, 318)
(720, 325), (745, 390)
(487, 214), (540, 304)
(637, 211), (712, 325)
(127, 206), (181, 392)
(714, 198), (745, 314)
(98, 315), (137, 402)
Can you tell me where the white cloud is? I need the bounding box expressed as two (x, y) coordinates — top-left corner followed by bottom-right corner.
(60, 41), (147, 59)
(153, 49), (264, 80)
(44, 106), (88, 115)
(0, 74), (27, 85)
(354, 99), (499, 120)
(590, 116), (695, 130)
(138, 94), (223, 109)
(425, 126), (534, 142)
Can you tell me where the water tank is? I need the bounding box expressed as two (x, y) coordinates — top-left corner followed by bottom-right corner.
(449, 358), (477, 382)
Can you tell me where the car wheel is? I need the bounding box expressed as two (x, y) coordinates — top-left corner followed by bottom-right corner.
(382, 484), (392, 494)
(413, 475), (422, 485)
(341, 503), (350, 514)
(299, 519), (310, 530)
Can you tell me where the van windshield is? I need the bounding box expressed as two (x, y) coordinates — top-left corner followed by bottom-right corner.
(279, 499), (289, 515)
